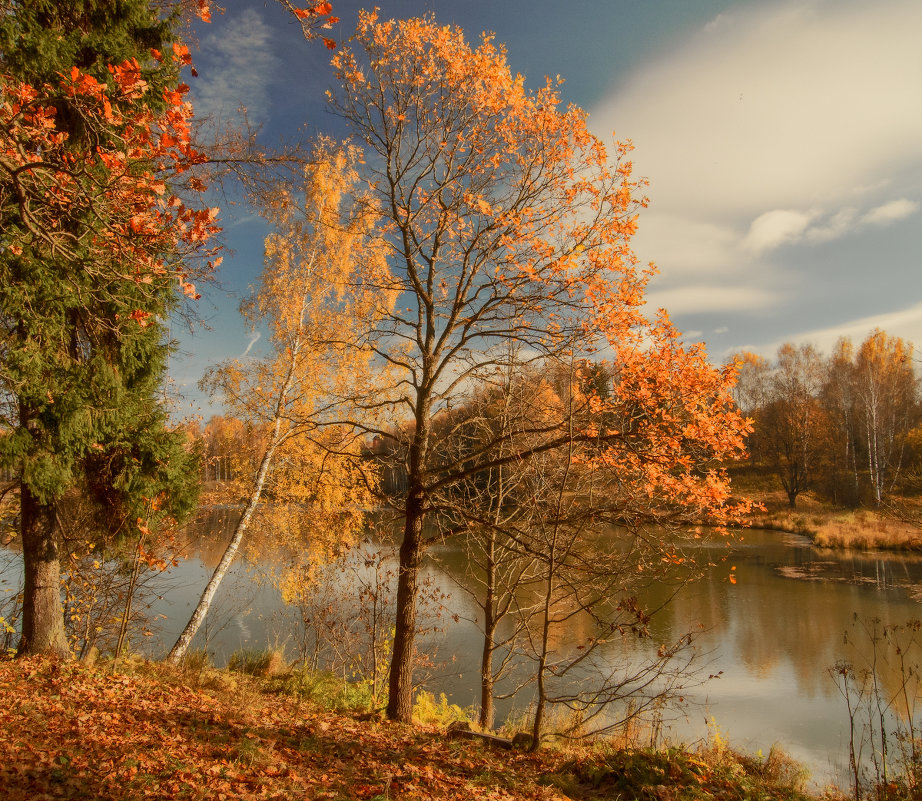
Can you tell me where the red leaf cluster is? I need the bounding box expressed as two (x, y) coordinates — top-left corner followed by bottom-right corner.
(0, 58), (220, 321)
(285, 1), (339, 48)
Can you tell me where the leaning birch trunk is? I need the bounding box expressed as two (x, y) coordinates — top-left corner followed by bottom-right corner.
(167, 264), (313, 665)
(166, 420), (284, 664)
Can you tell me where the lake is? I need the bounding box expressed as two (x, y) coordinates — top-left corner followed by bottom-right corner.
(4, 516), (922, 788)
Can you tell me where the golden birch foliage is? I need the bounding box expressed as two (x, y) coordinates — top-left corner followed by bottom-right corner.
(202, 140), (389, 568)
(252, 427), (372, 566)
(219, 140), (391, 422)
(853, 329), (917, 503)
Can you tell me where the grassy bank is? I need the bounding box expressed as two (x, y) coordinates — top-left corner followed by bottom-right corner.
(753, 505), (922, 550)
(737, 486), (922, 551)
(0, 654), (817, 801)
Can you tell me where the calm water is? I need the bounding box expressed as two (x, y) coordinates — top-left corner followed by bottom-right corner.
(5, 518), (922, 787)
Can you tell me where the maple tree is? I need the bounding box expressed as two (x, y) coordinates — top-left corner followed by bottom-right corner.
(0, 0), (218, 657)
(328, 12), (751, 723)
(510, 347), (751, 746)
(434, 354), (723, 743)
(167, 139), (388, 663)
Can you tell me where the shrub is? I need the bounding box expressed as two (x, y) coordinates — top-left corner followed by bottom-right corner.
(227, 647), (287, 677)
(413, 691), (471, 726)
(275, 668), (374, 713)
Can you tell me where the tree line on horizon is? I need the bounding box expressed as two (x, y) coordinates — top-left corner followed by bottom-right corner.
(729, 330), (920, 509)
(196, 324), (922, 517)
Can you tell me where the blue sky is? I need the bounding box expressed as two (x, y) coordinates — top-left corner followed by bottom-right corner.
(173, 0), (922, 418)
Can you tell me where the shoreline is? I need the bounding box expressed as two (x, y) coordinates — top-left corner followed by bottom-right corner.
(738, 491), (922, 551)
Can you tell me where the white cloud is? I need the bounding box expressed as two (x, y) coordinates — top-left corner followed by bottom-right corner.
(193, 9), (280, 122)
(862, 198), (920, 227)
(804, 208), (858, 244)
(739, 199), (917, 254)
(645, 285), (776, 315)
(743, 209), (816, 254)
(592, 1), (922, 219)
(594, 0), (922, 325)
(633, 213), (737, 276)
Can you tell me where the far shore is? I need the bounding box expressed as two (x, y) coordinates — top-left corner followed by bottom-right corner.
(739, 488), (922, 551)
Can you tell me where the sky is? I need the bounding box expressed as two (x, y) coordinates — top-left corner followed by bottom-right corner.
(173, 0), (922, 417)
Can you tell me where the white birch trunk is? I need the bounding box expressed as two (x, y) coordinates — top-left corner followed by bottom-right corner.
(165, 419), (284, 664)
(166, 280), (313, 665)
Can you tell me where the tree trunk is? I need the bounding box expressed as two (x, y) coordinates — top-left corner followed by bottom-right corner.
(479, 535), (497, 730)
(386, 493), (424, 722)
(18, 484), (69, 657)
(168, 326), (306, 666)
(480, 632), (495, 731)
(166, 432), (281, 664)
(531, 534), (558, 752)
(528, 600), (553, 751)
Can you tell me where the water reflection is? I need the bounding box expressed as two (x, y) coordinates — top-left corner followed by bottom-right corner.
(425, 527), (922, 784)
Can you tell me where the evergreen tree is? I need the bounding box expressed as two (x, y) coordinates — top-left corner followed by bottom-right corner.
(0, 0), (213, 656)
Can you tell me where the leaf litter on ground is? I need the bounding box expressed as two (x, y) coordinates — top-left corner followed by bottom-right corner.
(0, 655), (817, 800)
(0, 655), (569, 800)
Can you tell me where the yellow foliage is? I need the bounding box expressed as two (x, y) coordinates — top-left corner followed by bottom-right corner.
(200, 139), (389, 586)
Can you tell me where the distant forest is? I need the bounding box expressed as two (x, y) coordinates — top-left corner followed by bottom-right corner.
(729, 329), (919, 508)
(193, 326), (920, 515)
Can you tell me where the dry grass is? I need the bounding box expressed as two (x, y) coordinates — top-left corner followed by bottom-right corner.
(811, 511), (922, 550)
(743, 491), (922, 550)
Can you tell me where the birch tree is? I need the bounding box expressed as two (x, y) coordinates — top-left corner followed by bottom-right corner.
(821, 338), (862, 504)
(854, 330), (918, 505)
(167, 141), (388, 663)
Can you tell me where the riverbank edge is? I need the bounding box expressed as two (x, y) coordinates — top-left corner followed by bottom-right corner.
(0, 653), (823, 801)
(738, 497), (922, 551)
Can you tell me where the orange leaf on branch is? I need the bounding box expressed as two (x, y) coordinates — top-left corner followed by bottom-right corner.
(323, 11), (754, 728)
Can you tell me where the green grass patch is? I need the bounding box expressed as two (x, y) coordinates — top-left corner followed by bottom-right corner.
(227, 647), (287, 677)
(271, 667), (374, 712)
(546, 745), (811, 801)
